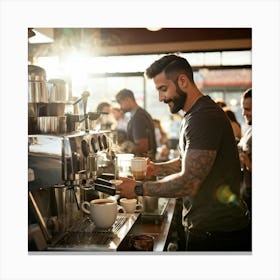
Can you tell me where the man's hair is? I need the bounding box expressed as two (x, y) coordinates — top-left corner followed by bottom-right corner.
(145, 54), (194, 83)
(242, 88), (252, 99)
(96, 102), (110, 113)
(116, 88), (135, 102)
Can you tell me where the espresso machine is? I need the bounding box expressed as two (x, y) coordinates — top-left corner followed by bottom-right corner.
(28, 65), (138, 252)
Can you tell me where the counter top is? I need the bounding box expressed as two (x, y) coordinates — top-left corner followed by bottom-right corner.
(118, 198), (176, 252)
(38, 197), (176, 252)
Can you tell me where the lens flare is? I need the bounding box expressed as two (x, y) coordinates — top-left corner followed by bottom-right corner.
(216, 185), (237, 205)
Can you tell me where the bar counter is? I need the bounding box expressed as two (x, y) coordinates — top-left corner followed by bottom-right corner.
(118, 198), (176, 252)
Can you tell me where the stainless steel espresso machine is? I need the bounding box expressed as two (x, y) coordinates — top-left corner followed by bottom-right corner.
(28, 65), (138, 252)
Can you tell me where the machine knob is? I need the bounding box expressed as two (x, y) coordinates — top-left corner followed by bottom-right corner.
(91, 138), (98, 153)
(97, 135), (103, 151)
(81, 140), (89, 157)
(102, 134), (108, 149)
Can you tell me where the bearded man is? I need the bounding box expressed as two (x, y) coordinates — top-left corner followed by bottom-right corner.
(116, 54), (251, 251)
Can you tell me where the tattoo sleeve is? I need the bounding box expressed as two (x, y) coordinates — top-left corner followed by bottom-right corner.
(155, 158), (181, 177)
(144, 149), (216, 198)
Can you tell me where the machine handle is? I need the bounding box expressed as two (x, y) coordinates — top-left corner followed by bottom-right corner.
(98, 173), (115, 180)
(93, 183), (116, 196)
(94, 178), (114, 186)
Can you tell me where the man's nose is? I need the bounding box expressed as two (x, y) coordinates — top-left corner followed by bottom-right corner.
(158, 92), (165, 102)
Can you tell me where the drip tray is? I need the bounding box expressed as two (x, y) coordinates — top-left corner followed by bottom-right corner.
(140, 198), (169, 223)
(48, 214), (139, 252)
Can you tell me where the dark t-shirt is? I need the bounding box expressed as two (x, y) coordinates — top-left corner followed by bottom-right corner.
(127, 107), (157, 160)
(179, 96), (249, 231)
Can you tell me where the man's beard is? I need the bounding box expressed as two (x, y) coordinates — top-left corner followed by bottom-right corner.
(164, 86), (187, 114)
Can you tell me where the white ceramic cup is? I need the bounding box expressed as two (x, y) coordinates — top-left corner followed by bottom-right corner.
(81, 198), (125, 228)
(131, 157), (147, 180)
(120, 198), (143, 213)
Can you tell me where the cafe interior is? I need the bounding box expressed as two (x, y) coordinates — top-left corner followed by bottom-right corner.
(28, 27), (252, 252)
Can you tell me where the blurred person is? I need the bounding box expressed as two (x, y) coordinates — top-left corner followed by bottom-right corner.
(116, 54), (251, 251)
(95, 101), (117, 130)
(153, 119), (170, 161)
(114, 129), (135, 154)
(115, 89), (157, 160)
(153, 119), (168, 147)
(111, 107), (130, 132)
(238, 88), (252, 214)
(215, 98), (227, 108)
(223, 107), (242, 141)
(168, 113), (182, 149)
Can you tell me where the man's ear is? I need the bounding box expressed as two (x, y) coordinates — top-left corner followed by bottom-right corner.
(177, 74), (189, 89)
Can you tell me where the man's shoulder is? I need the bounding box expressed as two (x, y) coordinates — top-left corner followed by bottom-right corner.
(134, 107), (152, 119)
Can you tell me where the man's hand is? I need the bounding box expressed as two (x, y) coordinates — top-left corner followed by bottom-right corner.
(146, 160), (157, 179)
(116, 177), (137, 199)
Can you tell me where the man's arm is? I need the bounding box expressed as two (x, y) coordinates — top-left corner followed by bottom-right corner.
(146, 157), (181, 178)
(133, 138), (149, 155)
(143, 149), (216, 198)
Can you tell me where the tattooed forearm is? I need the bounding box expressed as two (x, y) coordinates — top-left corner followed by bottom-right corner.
(155, 158), (181, 177)
(144, 149), (216, 198)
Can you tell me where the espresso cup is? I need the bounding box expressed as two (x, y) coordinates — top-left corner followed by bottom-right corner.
(120, 198), (143, 213)
(81, 198), (125, 229)
(131, 157), (147, 180)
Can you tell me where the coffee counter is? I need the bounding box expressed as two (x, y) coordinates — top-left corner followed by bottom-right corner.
(30, 196), (177, 252)
(117, 198), (176, 252)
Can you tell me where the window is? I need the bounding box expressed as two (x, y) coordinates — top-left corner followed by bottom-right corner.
(35, 50), (251, 136)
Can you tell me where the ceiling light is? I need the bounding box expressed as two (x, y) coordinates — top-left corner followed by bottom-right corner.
(146, 28), (162, 32)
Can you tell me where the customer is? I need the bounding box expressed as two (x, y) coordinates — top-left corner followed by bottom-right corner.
(153, 119), (170, 162)
(116, 54), (251, 251)
(111, 106), (130, 132)
(215, 98), (227, 108)
(223, 107), (242, 141)
(238, 88), (252, 214)
(115, 89), (157, 160)
(168, 113), (182, 149)
(95, 101), (117, 130)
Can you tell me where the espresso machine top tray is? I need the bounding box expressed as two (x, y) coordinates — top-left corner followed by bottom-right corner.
(47, 213), (139, 252)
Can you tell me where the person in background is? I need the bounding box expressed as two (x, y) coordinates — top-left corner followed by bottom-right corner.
(168, 113), (182, 149)
(238, 88), (252, 214)
(153, 119), (170, 161)
(153, 119), (168, 147)
(95, 101), (117, 130)
(223, 107), (242, 141)
(115, 89), (157, 160)
(215, 98), (227, 108)
(116, 54), (251, 251)
(111, 107), (130, 132)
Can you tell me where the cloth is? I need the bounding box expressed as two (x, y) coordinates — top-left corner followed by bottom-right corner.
(127, 107), (157, 160)
(179, 96), (250, 237)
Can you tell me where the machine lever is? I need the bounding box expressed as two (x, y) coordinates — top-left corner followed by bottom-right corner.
(93, 183), (116, 196)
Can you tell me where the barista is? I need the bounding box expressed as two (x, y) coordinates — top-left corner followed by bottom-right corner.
(116, 54), (251, 251)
